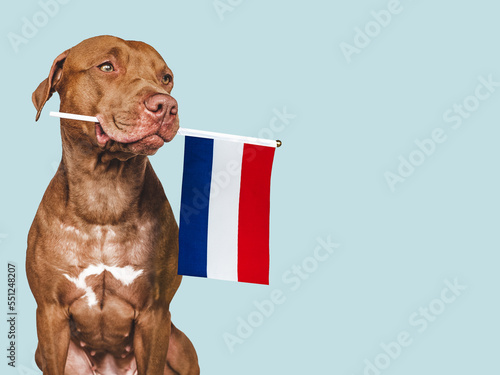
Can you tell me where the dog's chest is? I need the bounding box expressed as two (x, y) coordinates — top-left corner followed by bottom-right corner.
(59, 222), (159, 308)
(60, 221), (155, 262)
(64, 263), (144, 308)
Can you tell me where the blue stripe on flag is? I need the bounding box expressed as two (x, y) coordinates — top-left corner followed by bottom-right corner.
(178, 136), (214, 278)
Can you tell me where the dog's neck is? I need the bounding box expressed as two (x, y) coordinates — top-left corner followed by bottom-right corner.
(58, 125), (150, 225)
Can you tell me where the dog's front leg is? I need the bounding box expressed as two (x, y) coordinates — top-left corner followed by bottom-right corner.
(36, 304), (71, 375)
(134, 306), (172, 375)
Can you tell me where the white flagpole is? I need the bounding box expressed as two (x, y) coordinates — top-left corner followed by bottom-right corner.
(49, 111), (281, 148)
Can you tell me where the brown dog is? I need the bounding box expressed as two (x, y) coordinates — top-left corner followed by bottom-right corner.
(27, 35), (199, 375)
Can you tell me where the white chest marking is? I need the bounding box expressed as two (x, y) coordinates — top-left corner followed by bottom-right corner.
(64, 264), (143, 307)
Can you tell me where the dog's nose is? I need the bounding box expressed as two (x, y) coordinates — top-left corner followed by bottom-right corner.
(144, 94), (178, 122)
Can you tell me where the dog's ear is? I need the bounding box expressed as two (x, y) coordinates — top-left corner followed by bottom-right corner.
(32, 49), (69, 122)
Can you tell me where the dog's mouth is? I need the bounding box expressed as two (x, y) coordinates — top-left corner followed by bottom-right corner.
(94, 116), (177, 155)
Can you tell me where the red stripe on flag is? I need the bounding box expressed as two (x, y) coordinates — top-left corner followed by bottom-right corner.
(237, 144), (275, 285)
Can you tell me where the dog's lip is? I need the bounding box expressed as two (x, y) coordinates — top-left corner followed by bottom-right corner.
(94, 117), (172, 149)
(94, 114), (148, 145)
(95, 122), (111, 147)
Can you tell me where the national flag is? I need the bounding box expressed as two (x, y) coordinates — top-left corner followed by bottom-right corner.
(178, 135), (276, 285)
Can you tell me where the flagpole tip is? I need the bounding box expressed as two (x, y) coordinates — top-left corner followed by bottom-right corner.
(276, 140), (282, 148)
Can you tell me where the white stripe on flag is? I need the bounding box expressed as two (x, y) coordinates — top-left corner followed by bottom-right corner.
(206, 140), (243, 281)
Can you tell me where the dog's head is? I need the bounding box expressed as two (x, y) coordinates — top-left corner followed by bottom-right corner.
(33, 35), (179, 156)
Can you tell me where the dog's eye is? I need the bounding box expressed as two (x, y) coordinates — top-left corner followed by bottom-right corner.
(99, 63), (114, 72)
(161, 74), (172, 85)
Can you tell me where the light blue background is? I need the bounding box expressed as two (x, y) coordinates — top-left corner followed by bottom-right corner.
(1, 0), (499, 374)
